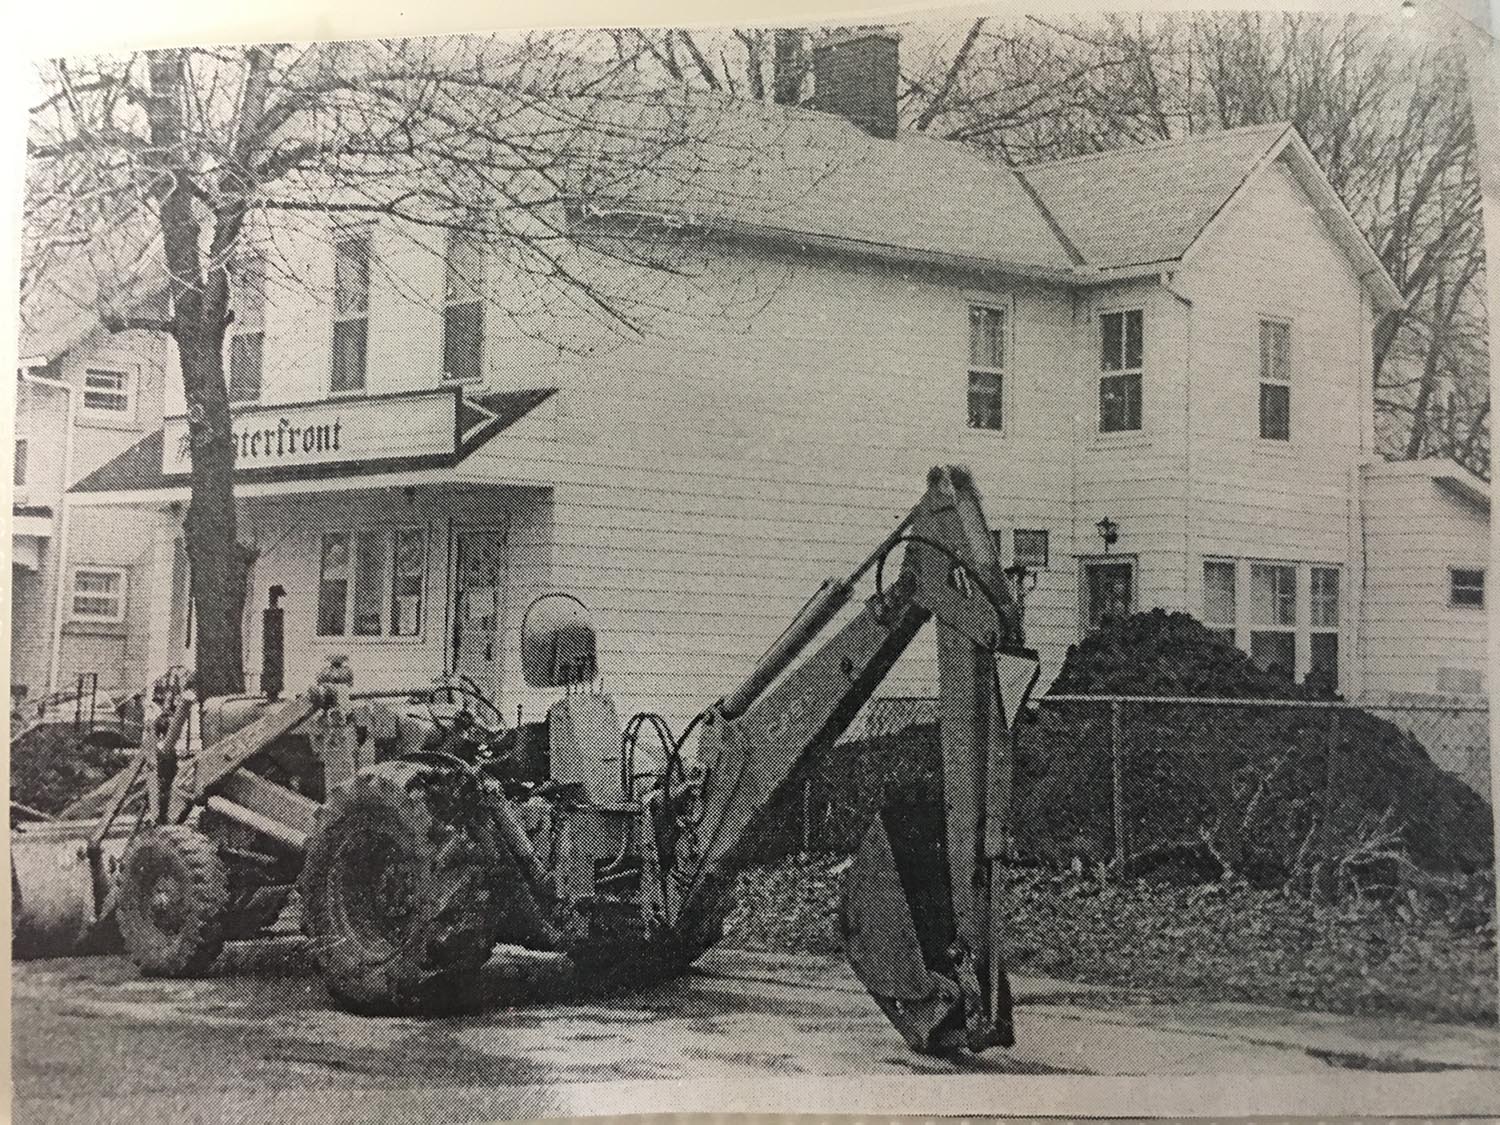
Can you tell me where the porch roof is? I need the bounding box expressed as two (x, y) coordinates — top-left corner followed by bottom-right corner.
(69, 387), (555, 498)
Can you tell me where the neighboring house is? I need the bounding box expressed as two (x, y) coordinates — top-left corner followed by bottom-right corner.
(53, 33), (1488, 754)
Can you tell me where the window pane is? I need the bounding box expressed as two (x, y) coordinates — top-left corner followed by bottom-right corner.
(318, 533), (350, 636)
(967, 370), (1002, 430)
(1311, 566), (1339, 627)
(72, 570), (122, 619)
(1250, 563), (1295, 626)
(1100, 372), (1142, 432)
(1123, 309), (1143, 370)
(391, 528), (426, 636)
(446, 232), (484, 305)
(1260, 320), (1290, 383)
(229, 332), (263, 402)
(331, 318), (368, 393)
(14, 438), (26, 488)
(353, 530), (387, 636)
(334, 233), (371, 316)
(444, 302), (483, 381)
(1309, 632), (1339, 689)
(1249, 631), (1295, 679)
(1100, 311), (1122, 371)
(235, 252), (267, 330)
(1086, 562), (1133, 630)
(83, 369), (129, 412)
(1451, 568), (1485, 607)
(1013, 529), (1048, 569)
(1203, 560), (1236, 626)
(1260, 383), (1290, 440)
(969, 306), (1004, 368)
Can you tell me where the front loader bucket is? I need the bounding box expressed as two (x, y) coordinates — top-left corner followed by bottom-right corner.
(842, 788), (1011, 1053)
(11, 818), (130, 958)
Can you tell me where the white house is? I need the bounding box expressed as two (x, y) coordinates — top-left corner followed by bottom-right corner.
(46, 32), (1489, 746)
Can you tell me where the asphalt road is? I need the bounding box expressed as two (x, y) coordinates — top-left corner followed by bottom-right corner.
(13, 945), (1500, 1122)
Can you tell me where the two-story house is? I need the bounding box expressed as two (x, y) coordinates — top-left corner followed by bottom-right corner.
(56, 32), (1488, 742)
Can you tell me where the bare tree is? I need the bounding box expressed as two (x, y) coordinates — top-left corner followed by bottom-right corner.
(24, 34), (784, 694)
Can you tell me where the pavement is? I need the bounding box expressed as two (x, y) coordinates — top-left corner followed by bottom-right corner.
(12, 944), (1500, 1122)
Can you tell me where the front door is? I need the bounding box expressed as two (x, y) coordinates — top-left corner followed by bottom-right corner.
(1082, 559), (1135, 633)
(452, 526), (508, 703)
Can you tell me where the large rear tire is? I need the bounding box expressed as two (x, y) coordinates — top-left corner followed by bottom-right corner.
(117, 824), (230, 977)
(299, 760), (501, 1015)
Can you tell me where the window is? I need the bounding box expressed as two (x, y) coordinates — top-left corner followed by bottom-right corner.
(967, 305), (1005, 430)
(1083, 560), (1134, 632)
(331, 230), (371, 393)
(229, 252), (267, 403)
(1202, 560), (1236, 646)
(1450, 568), (1485, 607)
(1099, 309), (1143, 432)
(444, 231), (484, 382)
(13, 437), (26, 488)
(1259, 319), (1291, 441)
(317, 527), (426, 638)
(1309, 565), (1340, 689)
(82, 368), (132, 416)
(1013, 529), (1048, 569)
(70, 566), (126, 623)
(1249, 562), (1296, 679)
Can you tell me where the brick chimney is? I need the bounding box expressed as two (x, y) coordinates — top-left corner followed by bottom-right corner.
(811, 30), (900, 140)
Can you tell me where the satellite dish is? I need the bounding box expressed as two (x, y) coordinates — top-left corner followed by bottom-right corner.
(520, 593), (599, 688)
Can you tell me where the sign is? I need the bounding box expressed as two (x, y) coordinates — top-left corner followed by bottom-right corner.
(162, 389), (458, 476)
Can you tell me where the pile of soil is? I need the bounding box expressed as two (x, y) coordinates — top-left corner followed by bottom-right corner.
(759, 611), (1491, 881)
(10, 723), (137, 816)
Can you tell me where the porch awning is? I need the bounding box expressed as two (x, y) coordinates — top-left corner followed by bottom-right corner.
(69, 386), (555, 499)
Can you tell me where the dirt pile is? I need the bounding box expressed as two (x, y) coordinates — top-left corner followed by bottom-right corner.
(10, 724), (137, 816)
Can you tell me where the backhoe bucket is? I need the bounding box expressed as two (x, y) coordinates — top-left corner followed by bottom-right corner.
(842, 789), (1007, 1053)
(11, 817), (130, 958)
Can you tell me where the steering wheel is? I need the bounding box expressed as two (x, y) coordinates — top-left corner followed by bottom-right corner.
(424, 675), (507, 740)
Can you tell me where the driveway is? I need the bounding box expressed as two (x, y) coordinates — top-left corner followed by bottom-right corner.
(13, 945), (1500, 1122)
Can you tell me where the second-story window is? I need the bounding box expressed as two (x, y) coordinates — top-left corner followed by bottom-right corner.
(82, 367), (133, 417)
(1259, 318), (1291, 441)
(13, 437), (27, 489)
(967, 304), (1005, 430)
(1099, 309), (1143, 432)
(444, 230), (484, 382)
(230, 252), (266, 403)
(1450, 567), (1485, 608)
(331, 230), (371, 394)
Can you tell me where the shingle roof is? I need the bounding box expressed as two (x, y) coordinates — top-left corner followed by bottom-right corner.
(1017, 123), (1292, 271)
(69, 388), (555, 495)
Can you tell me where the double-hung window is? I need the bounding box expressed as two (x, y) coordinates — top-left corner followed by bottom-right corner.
(71, 566), (127, 624)
(230, 252), (267, 403)
(14, 437), (27, 489)
(1450, 567), (1485, 608)
(82, 368), (133, 417)
(1259, 319), (1291, 441)
(1202, 560), (1237, 646)
(331, 230), (371, 394)
(1249, 562), (1296, 679)
(444, 230), (484, 382)
(317, 527), (426, 639)
(967, 305), (1005, 430)
(1099, 309), (1143, 432)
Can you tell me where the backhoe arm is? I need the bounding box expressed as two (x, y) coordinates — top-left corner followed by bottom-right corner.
(653, 466), (1038, 1053)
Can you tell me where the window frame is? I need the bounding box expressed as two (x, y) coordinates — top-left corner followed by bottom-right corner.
(79, 365), (136, 421)
(1308, 564), (1340, 687)
(229, 251), (268, 404)
(966, 302), (1008, 432)
(1012, 528), (1049, 570)
(1201, 558), (1237, 646)
(330, 227), (373, 396)
(69, 565), (128, 625)
(1098, 307), (1144, 434)
(316, 525), (428, 642)
(1080, 555), (1137, 635)
(443, 228), (486, 383)
(1450, 567), (1486, 609)
(1258, 317), (1292, 443)
(13, 436), (28, 490)
(1207, 557), (1342, 688)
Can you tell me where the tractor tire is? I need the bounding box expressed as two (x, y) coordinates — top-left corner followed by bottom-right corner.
(299, 760), (502, 1015)
(117, 824), (230, 977)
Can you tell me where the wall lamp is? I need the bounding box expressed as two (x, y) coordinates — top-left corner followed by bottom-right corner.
(1096, 516), (1119, 553)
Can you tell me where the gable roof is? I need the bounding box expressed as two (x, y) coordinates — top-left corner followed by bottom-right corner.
(1016, 123), (1403, 309)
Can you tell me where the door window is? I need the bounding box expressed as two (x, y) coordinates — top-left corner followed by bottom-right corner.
(1083, 560), (1134, 632)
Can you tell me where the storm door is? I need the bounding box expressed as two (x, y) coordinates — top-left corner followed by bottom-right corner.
(451, 524), (508, 704)
(1081, 558), (1135, 633)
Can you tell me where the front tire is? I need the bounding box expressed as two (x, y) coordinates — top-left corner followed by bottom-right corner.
(299, 760), (501, 1015)
(117, 824), (229, 976)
